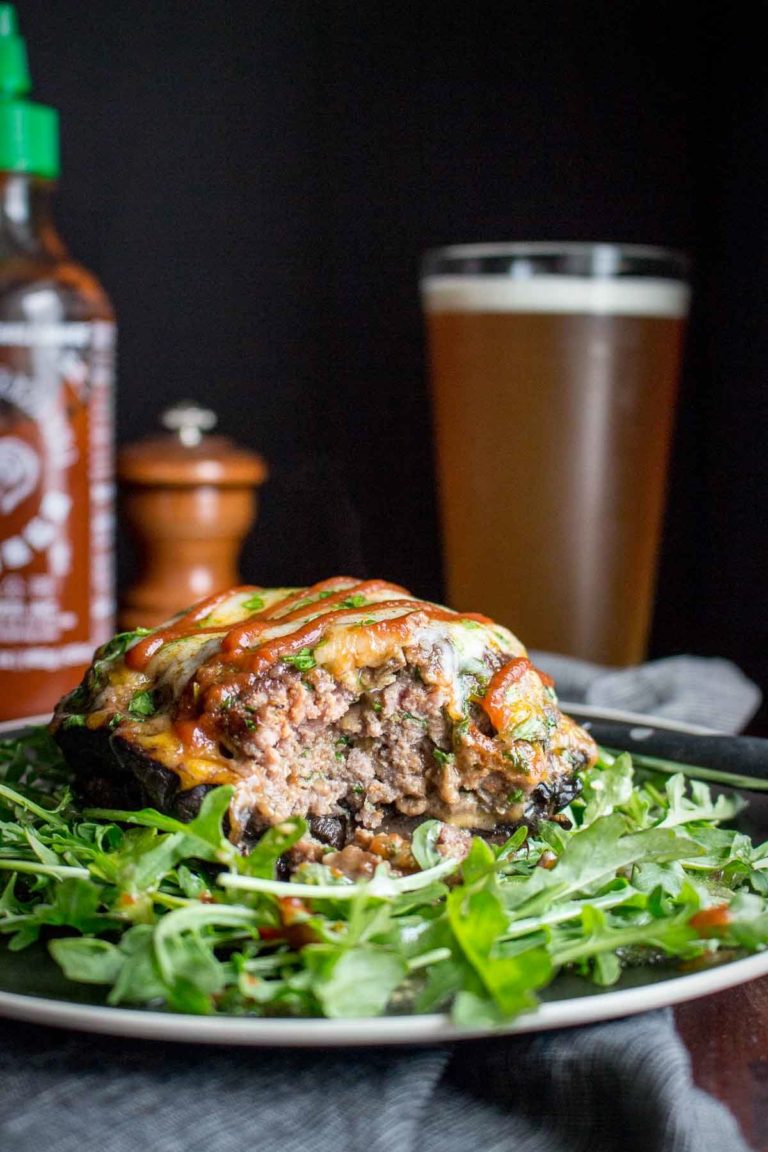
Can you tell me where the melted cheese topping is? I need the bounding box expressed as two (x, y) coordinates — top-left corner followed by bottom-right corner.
(124, 578), (527, 707)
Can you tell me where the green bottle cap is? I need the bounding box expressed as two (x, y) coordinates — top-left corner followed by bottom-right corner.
(0, 3), (59, 178)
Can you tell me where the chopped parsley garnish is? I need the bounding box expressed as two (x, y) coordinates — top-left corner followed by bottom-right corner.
(63, 682), (90, 712)
(61, 714), (86, 730)
(507, 788), (525, 805)
(371, 700), (383, 713)
(401, 711), (428, 727)
(283, 648), (316, 671)
(464, 672), (490, 704)
(352, 783), (365, 795)
(98, 627), (153, 662)
(243, 718), (256, 731)
(127, 690), (157, 719)
(509, 715), (550, 743)
(291, 590), (336, 612)
(339, 594), (368, 609)
(432, 748), (454, 766)
(242, 594), (265, 612)
(503, 748), (531, 773)
(335, 736), (352, 747)
(355, 617), (377, 628)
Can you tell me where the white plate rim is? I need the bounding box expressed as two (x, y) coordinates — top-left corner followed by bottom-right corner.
(2, 950), (768, 1046)
(1, 709), (766, 1046)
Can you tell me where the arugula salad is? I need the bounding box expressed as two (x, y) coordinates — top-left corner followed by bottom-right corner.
(2, 726), (768, 1023)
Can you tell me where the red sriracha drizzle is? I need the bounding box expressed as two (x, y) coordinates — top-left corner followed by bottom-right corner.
(125, 577), (492, 677)
(481, 657), (555, 733)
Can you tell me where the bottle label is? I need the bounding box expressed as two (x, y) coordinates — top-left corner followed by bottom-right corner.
(0, 321), (115, 671)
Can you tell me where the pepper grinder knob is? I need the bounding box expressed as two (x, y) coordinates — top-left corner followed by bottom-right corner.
(161, 400), (218, 447)
(118, 403), (268, 630)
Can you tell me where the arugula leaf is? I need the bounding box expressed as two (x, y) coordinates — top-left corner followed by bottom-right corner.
(411, 820), (442, 869)
(414, 951), (469, 1014)
(497, 826), (528, 862)
(239, 818), (307, 878)
(580, 753), (634, 825)
(44, 877), (106, 932)
(5, 726), (768, 1024)
(656, 774), (744, 828)
(504, 816), (703, 916)
(452, 985), (507, 1028)
(50, 937), (124, 985)
(108, 925), (168, 1005)
(303, 945), (407, 1018)
(550, 902), (700, 970)
(447, 884), (552, 1015)
(460, 836), (499, 886)
(180, 787), (237, 858)
(592, 951), (622, 986)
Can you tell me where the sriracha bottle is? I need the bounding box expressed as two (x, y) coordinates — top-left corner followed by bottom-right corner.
(0, 5), (115, 721)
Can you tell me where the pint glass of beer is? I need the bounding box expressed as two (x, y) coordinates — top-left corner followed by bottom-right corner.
(421, 243), (690, 666)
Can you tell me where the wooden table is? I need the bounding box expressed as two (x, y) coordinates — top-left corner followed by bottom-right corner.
(676, 977), (768, 1150)
(675, 719), (768, 1150)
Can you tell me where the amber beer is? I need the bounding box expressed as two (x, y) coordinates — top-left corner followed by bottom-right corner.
(421, 246), (690, 665)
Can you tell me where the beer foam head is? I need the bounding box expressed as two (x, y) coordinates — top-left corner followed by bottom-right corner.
(421, 275), (690, 318)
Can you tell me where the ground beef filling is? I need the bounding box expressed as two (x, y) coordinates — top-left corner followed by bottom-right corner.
(205, 662), (458, 836)
(58, 641), (593, 870)
(173, 649), (590, 854)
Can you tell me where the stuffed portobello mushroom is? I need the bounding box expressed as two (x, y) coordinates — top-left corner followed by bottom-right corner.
(51, 577), (596, 873)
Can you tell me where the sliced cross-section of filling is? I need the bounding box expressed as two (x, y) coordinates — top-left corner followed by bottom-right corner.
(51, 577), (597, 869)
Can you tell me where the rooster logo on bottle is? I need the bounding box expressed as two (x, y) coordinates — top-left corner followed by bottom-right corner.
(0, 437), (40, 515)
(0, 432), (71, 575)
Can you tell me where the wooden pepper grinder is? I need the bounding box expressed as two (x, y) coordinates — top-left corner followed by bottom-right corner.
(118, 401), (267, 629)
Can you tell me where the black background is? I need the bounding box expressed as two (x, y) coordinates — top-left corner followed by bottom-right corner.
(14, 1), (768, 724)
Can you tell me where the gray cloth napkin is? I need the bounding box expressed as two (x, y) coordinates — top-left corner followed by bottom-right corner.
(531, 651), (762, 733)
(0, 653), (761, 1152)
(0, 1011), (751, 1152)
